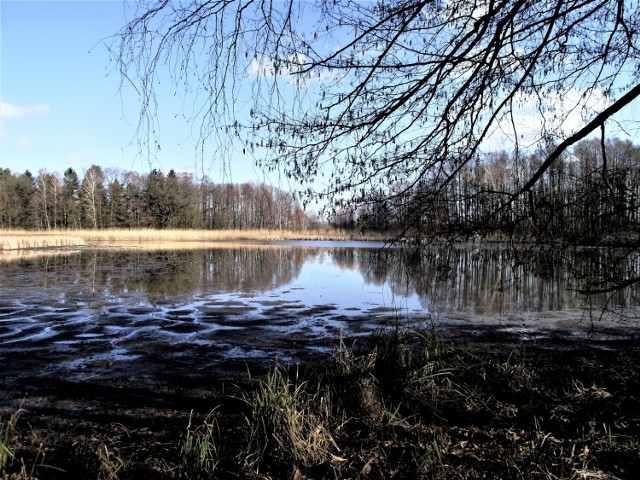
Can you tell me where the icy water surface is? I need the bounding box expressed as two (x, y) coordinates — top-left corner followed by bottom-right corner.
(1, 242), (639, 377)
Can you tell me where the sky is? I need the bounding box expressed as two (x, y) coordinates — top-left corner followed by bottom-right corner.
(2, 1), (638, 187)
(0, 0), (261, 183)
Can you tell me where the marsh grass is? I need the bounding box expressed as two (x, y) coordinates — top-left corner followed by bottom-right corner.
(179, 410), (221, 477)
(0, 227), (386, 252)
(0, 408), (22, 476)
(2, 331), (639, 479)
(77, 227), (362, 244)
(0, 406), (45, 480)
(329, 334), (382, 424)
(97, 445), (127, 480)
(240, 363), (339, 474)
(0, 231), (85, 251)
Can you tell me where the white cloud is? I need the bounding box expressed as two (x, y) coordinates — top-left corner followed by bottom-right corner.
(0, 102), (51, 119)
(249, 54), (304, 79)
(0, 102), (51, 147)
(248, 53), (333, 84)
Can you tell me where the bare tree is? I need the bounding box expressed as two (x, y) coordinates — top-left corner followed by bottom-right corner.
(113, 0), (639, 209)
(82, 165), (106, 229)
(112, 1), (640, 293)
(35, 170), (52, 230)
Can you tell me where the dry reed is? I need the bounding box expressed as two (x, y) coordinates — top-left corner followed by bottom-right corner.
(75, 227), (357, 244)
(0, 231), (86, 251)
(1, 228), (388, 252)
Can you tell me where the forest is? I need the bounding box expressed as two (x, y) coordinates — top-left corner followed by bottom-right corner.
(347, 137), (640, 246)
(0, 165), (313, 231)
(2, 136), (640, 244)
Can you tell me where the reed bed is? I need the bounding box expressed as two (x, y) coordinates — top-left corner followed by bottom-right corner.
(1, 228), (387, 252)
(0, 231), (86, 251)
(75, 227), (360, 243)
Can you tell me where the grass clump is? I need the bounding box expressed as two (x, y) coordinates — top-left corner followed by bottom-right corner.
(178, 410), (221, 478)
(240, 363), (339, 476)
(234, 329), (452, 478)
(0, 406), (48, 480)
(1, 408), (22, 477)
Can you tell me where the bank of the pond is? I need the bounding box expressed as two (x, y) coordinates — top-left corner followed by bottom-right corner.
(1, 331), (638, 480)
(0, 228), (393, 252)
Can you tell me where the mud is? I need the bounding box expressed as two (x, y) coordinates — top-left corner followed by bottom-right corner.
(1, 294), (639, 480)
(2, 246), (640, 478)
(2, 287), (638, 418)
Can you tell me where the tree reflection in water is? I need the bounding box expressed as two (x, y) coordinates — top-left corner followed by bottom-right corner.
(2, 243), (639, 317)
(374, 245), (640, 316)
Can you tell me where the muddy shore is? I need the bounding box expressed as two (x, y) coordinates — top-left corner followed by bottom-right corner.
(2, 314), (639, 479)
(2, 244), (639, 478)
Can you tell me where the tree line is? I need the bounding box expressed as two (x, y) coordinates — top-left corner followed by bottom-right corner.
(336, 137), (640, 246)
(0, 165), (313, 231)
(4, 135), (639, 243)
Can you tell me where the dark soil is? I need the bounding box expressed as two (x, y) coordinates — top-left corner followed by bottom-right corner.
(1, 326), (639, 480)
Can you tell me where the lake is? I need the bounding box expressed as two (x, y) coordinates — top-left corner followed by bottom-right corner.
(1, 241), (639, 379)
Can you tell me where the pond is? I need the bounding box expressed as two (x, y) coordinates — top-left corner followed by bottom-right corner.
(1, 241), (639, 381)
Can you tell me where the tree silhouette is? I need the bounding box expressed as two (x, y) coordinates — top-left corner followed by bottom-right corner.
(113, 0), (638, 206)
(113, 0), (640, 294)
(62, 168), (81, 229)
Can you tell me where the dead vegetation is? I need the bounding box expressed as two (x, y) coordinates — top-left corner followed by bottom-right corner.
(0, 228), (387, 253)
(0, 231), (86, 251)
(1, 329), (638, 479)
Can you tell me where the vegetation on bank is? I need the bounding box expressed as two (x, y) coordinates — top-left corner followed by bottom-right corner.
(1, 330), (638, 479)
(3, 137), (640, 248)
(0, 231), (87, 251)
(0, 227), (389, 252)
(335, 138), (640, 245)
(0, 167), (315, 232)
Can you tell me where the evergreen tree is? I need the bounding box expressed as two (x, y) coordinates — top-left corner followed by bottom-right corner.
(62, 168), (81, 229)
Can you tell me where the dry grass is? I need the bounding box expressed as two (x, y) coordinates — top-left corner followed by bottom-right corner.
(76, 227), (361, 244)
(0, 231), (86, 251)
(0, 228), (385, 253)
(2, 332), (639, 479)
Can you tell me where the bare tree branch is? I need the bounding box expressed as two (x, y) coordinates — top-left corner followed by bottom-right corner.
(112, 0), (640, 295)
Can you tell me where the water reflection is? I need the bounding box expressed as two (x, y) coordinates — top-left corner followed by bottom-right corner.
(1, 248), (309, 304)
(365, 245), (640, 315)
(1, 243), (639, 315)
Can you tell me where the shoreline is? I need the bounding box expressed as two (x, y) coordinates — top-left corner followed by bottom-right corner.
(1, 332), (638, 479)
(0, 227), (392, 254)
(2, 232), (639, 478)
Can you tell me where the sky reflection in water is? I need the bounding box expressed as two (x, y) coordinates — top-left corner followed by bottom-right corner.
(2, 242), (639, 317)
(2, 242), (639, 372)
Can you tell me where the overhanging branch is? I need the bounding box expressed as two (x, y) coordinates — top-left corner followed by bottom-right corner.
(516, 82), (640, 196)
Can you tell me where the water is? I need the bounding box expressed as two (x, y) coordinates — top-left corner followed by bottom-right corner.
(1, 242), (639, 374)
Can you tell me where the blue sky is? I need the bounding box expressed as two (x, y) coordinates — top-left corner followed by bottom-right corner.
(0, 0), (259, 183)
(2, 1), (638, 187)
